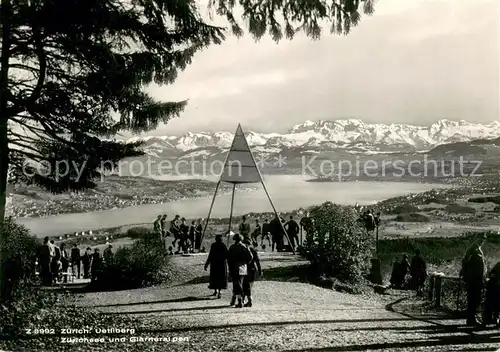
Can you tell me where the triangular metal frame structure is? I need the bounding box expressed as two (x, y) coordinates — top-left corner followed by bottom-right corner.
(200, 124), (295, 254)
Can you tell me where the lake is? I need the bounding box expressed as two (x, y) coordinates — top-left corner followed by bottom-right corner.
(14, 175), (452, 237)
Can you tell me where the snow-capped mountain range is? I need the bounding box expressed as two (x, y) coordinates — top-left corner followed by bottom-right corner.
(124, 119), (500, 157)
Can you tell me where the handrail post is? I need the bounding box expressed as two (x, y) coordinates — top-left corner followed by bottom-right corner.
(428, 275), (435, 301)
(434, 275), (442, 308)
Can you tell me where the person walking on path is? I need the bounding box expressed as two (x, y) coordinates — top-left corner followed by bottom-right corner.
(260, 218), (271, 249)
(285, 215), (300, 250)
(460, 233), (487, 327)
(227, 234), (253, 308)
(204, 234), (228, 299)
(410, 249), (427, 296)
(39, 237), (53, 286)
(242, 237), (262, 307)
(70, 243), (81, 279)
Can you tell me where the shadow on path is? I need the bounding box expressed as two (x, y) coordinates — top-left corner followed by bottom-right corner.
(93, 295), (214, 308)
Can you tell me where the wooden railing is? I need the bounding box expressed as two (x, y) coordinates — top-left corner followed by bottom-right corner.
(427, 273), (465, 311)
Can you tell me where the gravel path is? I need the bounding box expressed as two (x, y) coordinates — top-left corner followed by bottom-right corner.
(12, 253), (500, 351)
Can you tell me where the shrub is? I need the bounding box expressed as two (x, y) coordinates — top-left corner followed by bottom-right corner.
(445, 204), (476, 214)
(387, 204), (420, 214)
(394, 213), (430, 222)
(125, 226), (152, 239)
(0, 218), (40, 303)
(299, 202), (374, 283)
(93, 232), (170, 290)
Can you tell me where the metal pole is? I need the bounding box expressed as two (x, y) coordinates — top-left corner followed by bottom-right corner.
(227, 183), (236, 245)
(200, 181), (221, 246)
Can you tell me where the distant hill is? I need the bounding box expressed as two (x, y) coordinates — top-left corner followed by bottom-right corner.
(427, 136), (500, 158)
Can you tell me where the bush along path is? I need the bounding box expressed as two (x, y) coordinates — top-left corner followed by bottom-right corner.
(3, 252), (498, 352)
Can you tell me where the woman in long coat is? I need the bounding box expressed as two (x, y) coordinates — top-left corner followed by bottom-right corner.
(242, 237), (262, 307)
(204, 234), (228, 298)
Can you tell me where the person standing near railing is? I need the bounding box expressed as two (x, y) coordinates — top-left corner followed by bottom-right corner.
(460, 233), (487, 327)
(483, 261), (500, 327)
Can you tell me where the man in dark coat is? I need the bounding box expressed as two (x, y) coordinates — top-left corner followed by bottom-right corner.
(285, 215), (300, 249)
(39, 237), (53, 286)
(81, 247), (92, 279)
(204, 234), (228, 298)
(410, 249), (427, 296)
(91, 248), (102, 282)
(227, 234), (253, 308)
(270, 216), (284, 252)
(70, 243), (81, 279)
(260, 218), (271, 248)
(242, 237), (262, 307)
(460, 234), (486, 326)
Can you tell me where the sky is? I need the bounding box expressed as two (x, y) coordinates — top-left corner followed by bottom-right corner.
(140, 0), (499, 136)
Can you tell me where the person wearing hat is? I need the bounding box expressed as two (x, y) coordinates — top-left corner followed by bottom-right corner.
(460, 233), (487, 326)
(227, 233), (253, 308)
(242, 237), (262, 307)
(204, 234), (228, 298)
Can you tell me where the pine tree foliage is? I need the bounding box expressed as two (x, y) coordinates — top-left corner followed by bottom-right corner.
(0, 0), (374, 220)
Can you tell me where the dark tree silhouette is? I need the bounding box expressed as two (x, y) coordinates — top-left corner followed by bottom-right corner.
(0, 0), (375, 221)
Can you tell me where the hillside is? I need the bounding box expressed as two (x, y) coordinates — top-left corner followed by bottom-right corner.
(6, 176), (245, 218)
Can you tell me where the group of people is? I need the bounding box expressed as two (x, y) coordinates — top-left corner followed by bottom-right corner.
(38, 236), (114, 285)
(460, 233), (500, 328)
(237, 214), (304, 252)
(359, 208), (381, 233)
(204, 232), (262, 307)
(155, 213), (312, 255)
(389, 250), (428, 295)
(386, 233), (500, 328)
(153, 214), (203, 254)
